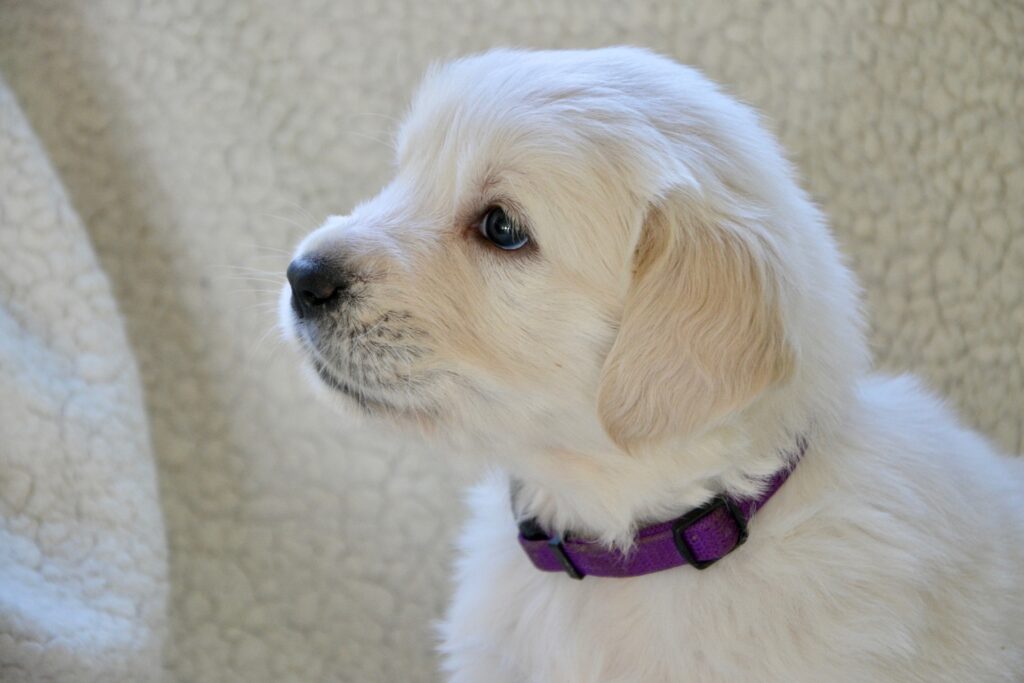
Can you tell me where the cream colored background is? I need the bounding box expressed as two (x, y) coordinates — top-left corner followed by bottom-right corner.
(0, 1), (1021, 681)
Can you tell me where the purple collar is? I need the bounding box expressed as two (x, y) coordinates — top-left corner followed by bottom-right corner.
(516, 438), (807, 579)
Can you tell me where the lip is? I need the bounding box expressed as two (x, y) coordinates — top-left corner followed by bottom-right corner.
(292, 319), (439, 422)
(300, 330), (422, 418)
(310, 356), (394, 413)
(312, 359), (354, 394)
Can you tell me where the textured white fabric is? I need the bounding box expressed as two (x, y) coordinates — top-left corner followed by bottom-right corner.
(0, 2), (1020, 682)
(0, 81), (167, 682)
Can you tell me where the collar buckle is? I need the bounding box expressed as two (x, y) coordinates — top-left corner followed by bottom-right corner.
(518, 519), (585, 579)
(545, 536), (584, 580)
(671, 495), (749, 570)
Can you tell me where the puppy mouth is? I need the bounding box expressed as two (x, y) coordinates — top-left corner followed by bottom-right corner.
(292, 319), (442, 421)
(309, 355), (397, 413)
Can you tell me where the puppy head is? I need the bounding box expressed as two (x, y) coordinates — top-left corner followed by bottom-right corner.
(281, 48), (859, 455)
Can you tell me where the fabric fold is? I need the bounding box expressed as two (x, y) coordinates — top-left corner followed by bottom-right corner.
(0, 77), (168, 683)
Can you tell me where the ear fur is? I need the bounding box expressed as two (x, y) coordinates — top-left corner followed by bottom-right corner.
(597, 190), (794, 450)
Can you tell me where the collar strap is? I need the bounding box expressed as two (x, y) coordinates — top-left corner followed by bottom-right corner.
(517, 438), (807, 579)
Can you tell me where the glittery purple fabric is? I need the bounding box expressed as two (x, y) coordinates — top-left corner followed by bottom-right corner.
(517, 447), (803, 578)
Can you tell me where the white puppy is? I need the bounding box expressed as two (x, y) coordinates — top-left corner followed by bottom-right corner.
(280, 48), (1024, 682)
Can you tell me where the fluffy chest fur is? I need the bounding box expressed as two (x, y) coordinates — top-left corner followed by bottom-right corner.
(441, 377), (1024, 682)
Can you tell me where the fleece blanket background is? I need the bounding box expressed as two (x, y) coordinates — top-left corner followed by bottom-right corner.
(0, 1), (1020, 681)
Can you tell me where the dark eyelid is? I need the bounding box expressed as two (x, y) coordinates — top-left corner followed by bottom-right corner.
(480, 199), (529, 233)
(460, 189), (539, 254)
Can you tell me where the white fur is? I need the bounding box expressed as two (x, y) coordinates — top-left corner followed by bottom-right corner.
(282, 48), (1024, 681)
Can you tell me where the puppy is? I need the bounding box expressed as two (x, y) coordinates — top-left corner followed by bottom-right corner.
(280, 48), (1024, 682)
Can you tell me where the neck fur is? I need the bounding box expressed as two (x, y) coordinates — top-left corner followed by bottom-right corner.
(505, 341), (861, 551)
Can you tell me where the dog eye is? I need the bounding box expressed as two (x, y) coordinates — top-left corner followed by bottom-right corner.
(479, 207), (529, 250)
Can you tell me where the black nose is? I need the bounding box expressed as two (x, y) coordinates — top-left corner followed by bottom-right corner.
(286, 257), (350, 318)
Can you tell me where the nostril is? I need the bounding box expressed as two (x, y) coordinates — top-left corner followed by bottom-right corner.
(286, 257), (350, 317)
(298, 282), (340, 304)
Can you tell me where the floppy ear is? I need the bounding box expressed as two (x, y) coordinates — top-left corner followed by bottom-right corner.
(597, 189), (794, 449)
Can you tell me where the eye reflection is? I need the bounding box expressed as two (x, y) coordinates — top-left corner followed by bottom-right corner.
(479, 207), (529, 250)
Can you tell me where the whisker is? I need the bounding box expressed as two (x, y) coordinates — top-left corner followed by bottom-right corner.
(231, 277), (280, 290)
(238, 299), (282, 311)
(240, 243), (293, 256)
(277, 198), (319, 225)
(349, 130), (396, 152)
(348, 316), (390, 346)
(263, 212), (312, 231)
(349, 111), (402, 125)
(213, 264), (284, 273)
(243, 322), (288, 367)
(226, 291), (283, 300)
(220, 279), (285, 288)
